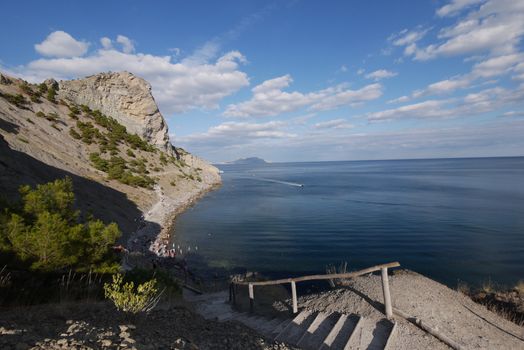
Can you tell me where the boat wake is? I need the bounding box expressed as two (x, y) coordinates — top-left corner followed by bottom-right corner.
(244, 176), (304, 187)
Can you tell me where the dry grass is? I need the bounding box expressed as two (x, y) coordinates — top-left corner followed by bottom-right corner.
(483, 300), (524, 327)
(325, 261), (348, 288)
(514, 280), (524, 295)
(0, 265), (12, 288)
(456, 280), (470, 295)
(481, 278), (494, 293)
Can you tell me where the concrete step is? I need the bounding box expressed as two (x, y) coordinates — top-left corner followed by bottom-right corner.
(320, 314), (362, 350)
(297, 312), (341, 350)
(384, 321), (397, 350)
(275, 311), (318, 345)
(345, 317), (394, 350)
(270, 318), (292, 339)
(258, 318), (286, 337)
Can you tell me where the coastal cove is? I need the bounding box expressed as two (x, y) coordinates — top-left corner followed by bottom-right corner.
(170, 157), (524, 289)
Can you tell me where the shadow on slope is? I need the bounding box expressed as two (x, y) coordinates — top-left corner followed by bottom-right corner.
(0, 134), (150, 240)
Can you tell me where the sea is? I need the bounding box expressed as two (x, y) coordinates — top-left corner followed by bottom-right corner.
(170, 157), (524, 289)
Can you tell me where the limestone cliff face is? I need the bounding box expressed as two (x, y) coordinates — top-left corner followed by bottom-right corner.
(58, 72), (172, 154)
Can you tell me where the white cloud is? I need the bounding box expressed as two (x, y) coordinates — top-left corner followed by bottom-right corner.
(223, 75), (382, 118)
(365, 69), (397, 81)
(408, 0), (524, 60)
(415, 76), (473, 97)
(169, 47), (181, 56)
(176, 120), (295, 149)
(471, 53), (523, 78)
(389, 27), (429, 47)
(367, 84), (524, 122)
(116, 35), (135, 54)
(340, 65), (348, 72)
(100, 37), (112, 49)
(7, 32), (250, 115)
(437, 0), (484, 17)
(387, 95), (410, 104)
(357, 68), (365, 75)
(314, 119), (354, 130)
(34, 31), (89, 58)
(407, 52), (523, 99)
(311, 83), (382, 111)
(367, 100), (450, 121)
(501, 110), (524, 117)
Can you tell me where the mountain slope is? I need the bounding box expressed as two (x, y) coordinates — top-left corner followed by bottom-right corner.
(0, 72), (220, 242)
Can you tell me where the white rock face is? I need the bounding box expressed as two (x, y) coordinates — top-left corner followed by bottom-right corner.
(59, 72), (173, 154)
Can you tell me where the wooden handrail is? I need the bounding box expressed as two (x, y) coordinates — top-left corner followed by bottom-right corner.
(233, 261), (400, 286)
(231, 261), (400, 318)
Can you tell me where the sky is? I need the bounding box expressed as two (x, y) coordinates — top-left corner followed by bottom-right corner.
(1, 0), (524, 162)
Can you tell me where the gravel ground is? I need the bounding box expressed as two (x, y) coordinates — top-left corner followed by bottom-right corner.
(288, 270), (524, 350)
(0, 301), (294, 350)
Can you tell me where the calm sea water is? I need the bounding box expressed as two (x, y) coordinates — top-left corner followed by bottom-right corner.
(171, 157), (524, 288)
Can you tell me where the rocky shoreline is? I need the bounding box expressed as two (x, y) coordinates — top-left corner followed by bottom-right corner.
(125, 162), (221, 267)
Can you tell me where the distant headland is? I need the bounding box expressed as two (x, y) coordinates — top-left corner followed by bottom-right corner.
(227, 157), (268, 165)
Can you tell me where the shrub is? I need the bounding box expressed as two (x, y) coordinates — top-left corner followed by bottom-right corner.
(0, 178), (121, 272)
(159, 153), (168, 165)
(46, 87), (57, 103)
(76, 121), (101, 145)
(19, 82), (34, 96)
(126, 149), (135, 158)
(45, 112), (59, 122)
(107, 156), (127, 180)
(1, 92), (28, 108)
(36, 111), (46, 118)
(38, 83), (48, 94)
(89, 152), (109, 172)
(80, 104), (92, 114)
(69, 128), (81, 140)
(104, 273), (162, 313)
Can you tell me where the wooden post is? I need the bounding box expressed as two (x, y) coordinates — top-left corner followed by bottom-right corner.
(291, 281), (298, 314)
(248, 283), (254, 313)
(381, 267), (393, 319)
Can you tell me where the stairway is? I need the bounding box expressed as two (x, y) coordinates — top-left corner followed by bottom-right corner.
(186, 290), (397, 350)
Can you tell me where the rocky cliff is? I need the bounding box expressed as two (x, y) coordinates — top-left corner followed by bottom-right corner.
(58, 72), (172, 155)
(0, 71), (220, 239)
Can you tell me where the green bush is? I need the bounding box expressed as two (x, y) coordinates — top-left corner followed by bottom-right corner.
(0, 178), (121, 272)
(1, 92), (28, 108)
(159, 153), (168, 165)
(89, 153), (109, 172)
(45, 112), (59, 122)
(38, 83), (48, 94)
(80, 104), (92, 114)
(104, 273), (162, 313)
(69, 128), (81, 140)
(107, 156), (127, 180)
(126, 149), (136, 158)
(46, 87), (57, 103)
(76, 121), (102, 145)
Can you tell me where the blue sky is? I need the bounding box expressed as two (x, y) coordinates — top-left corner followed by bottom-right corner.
(1, 0), (524, 162)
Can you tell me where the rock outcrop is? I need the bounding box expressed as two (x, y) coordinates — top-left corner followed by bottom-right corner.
(58, 72), (173, 154)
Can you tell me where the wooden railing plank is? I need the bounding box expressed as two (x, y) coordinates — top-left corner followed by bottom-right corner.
(234, 261), (400, 286)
